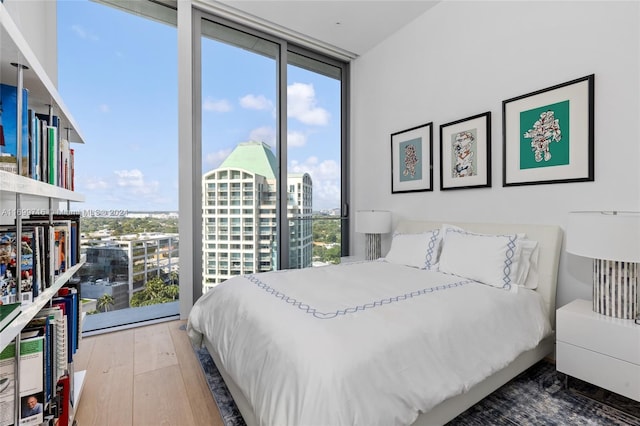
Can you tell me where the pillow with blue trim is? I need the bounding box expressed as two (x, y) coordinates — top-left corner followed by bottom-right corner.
(384, 229), (443, 269)
(438, 226), (537, 292)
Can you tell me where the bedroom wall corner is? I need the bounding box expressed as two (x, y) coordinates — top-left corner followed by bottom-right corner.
(349, 0), (640, 310)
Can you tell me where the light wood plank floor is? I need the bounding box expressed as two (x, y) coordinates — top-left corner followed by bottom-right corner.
(73, 320), (224, 426)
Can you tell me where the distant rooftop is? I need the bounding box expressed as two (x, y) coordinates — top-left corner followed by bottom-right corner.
(218, 141), (277, 179)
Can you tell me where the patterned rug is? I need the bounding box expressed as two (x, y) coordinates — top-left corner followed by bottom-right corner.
(190, 339), (640, 426)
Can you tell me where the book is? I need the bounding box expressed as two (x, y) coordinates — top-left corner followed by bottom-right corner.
(47, 126), (57, 185)
(29, 215), (80, 268)
(0, 84), (29, 177)
(54, 374), (70, 426)
(38, 307), (65, 389)
(0, 302), (21, 332)
(0, 335), (45, 426)
(0, 228), (36, 305)
(24, 314), (52, 405)
(0, 342), (17, 426)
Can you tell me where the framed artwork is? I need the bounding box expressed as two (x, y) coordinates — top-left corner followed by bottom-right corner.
(503, 74), (594, 187)
(391, 122), (433, 193)
(439, 111), (491, 190)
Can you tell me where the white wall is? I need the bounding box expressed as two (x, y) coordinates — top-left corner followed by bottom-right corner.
(4, 0), (58, 85)
(350, 1), (640, 308)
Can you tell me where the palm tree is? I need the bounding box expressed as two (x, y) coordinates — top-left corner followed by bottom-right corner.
(97, 293), (115, 312)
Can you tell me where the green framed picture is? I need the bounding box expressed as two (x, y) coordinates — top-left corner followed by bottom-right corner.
(502, 75), (594, 186)
(391, 122), (433, 193)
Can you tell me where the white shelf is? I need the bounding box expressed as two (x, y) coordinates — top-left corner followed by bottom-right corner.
(0, 3), (85, 144)
(0, 259), (86, 352)
(71, 369), (86, 424)
(0, 170), (85, 201)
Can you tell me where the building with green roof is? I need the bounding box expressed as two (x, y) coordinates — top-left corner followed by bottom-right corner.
(202, 141), (313, 290)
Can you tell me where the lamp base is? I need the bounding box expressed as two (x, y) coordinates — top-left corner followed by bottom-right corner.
(365, 233), (381, 261)
(593, 259), (638, 319)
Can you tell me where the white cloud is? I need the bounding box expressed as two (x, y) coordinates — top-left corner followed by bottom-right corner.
(240, 94), (273, 111)
(71, 25), (99, 41)
(112, 169), (169, 203)
(82, 177), (110, 191)
(114, 169), (145, 188)
(287, 83), (330, 126)
(289, 157), (340, 210)
(203, 97), (232, 112)
(249, 127), (275, 146)
(204, 148), (233, 170)
(99, 104), (110, 113)
(287, 131), (307, 147)
(77, 170), (174, 211)
(244, 127), (307, 148)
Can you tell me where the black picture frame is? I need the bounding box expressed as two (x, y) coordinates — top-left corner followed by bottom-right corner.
(502, 74), (594, 187)
(391, 122), (433, 194)
(439, 111), (491, 190)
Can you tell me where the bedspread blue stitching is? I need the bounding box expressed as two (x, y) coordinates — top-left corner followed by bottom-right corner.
(243, 275), (474, 319)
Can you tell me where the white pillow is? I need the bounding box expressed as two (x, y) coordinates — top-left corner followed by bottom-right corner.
(517, 239), (539, 289)
(384, 229), (442, 269)
(438, 227), (534, 292)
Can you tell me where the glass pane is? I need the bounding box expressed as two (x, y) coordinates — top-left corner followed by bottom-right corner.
(287, 52), (342, 268)
(200, 19), (278, 292)
(57, 0), (178, 334)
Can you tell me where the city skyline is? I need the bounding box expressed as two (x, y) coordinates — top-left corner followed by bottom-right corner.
(57, 1), (342, 213)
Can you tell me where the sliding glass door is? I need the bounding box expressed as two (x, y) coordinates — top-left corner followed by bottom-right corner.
(199, 18), (279, 291)
(195, 10), (349, 293)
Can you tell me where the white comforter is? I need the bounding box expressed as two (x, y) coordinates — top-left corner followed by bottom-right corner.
(187, 261), (552, 426)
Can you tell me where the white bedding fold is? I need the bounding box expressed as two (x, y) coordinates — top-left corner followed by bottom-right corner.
(187, 261), (552, 426)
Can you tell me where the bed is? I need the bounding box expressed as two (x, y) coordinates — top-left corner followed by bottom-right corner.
(187, 219), (563, 426)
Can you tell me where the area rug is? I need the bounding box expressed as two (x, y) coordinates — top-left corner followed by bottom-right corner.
(191, 339), (640, 426)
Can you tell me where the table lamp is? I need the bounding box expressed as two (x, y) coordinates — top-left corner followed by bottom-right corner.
(356, 210), (392, 260)
(566, 211), (640, 319)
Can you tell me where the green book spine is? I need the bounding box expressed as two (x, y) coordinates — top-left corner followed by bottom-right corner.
(48, 126), (57, 185)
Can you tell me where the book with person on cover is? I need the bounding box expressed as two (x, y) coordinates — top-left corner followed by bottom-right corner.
(0, 334), (45, 426)
(0, 302), (21, 332)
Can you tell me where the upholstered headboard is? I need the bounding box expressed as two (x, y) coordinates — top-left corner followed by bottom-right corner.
(394, 219), (563, 329)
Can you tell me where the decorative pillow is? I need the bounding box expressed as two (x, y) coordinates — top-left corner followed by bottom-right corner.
(384, 229), (442, 269)
(438, 227), (533, 292)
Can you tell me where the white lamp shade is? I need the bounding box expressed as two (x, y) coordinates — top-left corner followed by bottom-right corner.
(355, 210), (392, 234)
(566, 211), (640, 262)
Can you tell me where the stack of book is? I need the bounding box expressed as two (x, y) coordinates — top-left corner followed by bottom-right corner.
(0, 286), (79, 426)
(0, 83), (75, 190)
(0, 214), (80, 306)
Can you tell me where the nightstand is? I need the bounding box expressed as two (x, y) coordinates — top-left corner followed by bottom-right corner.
(556, 299), (640, 401)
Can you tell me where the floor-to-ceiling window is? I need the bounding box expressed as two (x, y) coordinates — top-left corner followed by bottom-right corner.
(58, 0), (179, 334)
(199, 19), (279, 291)
(195, 10), (349, 295)
(287, 51), (345, 268)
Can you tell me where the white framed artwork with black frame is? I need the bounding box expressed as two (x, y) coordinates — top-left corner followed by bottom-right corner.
(391, 122), (433, 194)
(502, 74), (594, 187)
(439, 111), (491, 190)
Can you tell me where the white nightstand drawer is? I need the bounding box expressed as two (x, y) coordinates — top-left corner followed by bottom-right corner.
(557, 341), (640, 401)
(556, 299), (640, 365)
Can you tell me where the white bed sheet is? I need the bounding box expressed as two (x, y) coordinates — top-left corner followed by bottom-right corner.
(187, 261), (552, 426)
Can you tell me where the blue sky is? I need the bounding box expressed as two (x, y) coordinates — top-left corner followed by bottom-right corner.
(57, 0), (342, 213)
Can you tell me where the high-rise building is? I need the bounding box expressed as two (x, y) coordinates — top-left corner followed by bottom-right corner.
(202, 141), (313, 292)
(79, 233), (179, 303)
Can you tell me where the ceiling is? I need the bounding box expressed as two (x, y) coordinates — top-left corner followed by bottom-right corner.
(215, 1), (440, 58)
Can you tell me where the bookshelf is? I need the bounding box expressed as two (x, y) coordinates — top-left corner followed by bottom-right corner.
(1, 2), (87, 425)
(0, 257), (86, 352)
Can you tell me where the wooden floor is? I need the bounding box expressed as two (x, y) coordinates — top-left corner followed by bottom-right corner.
(73, 320), (224, 426)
